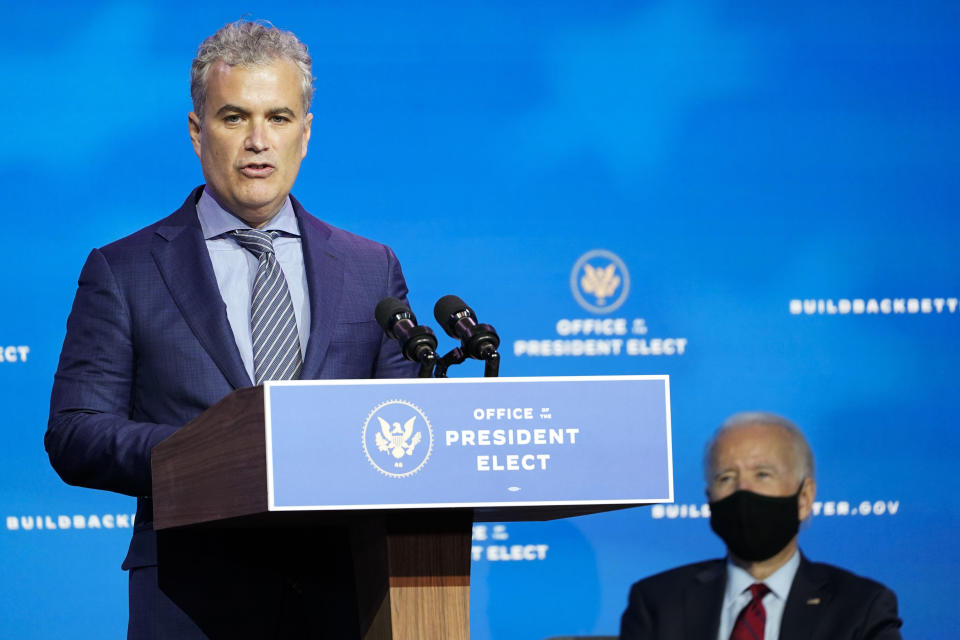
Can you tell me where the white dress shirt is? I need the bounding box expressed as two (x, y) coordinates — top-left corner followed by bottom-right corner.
(196, 188), (311, 383)
(716, 550), (800, 640)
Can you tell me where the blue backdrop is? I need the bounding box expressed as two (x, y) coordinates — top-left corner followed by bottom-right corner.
(2, 2), (957, 638)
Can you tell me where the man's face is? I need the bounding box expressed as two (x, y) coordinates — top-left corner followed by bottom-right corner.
(707, 424), (815, 520)
(188, 59), (312, 227)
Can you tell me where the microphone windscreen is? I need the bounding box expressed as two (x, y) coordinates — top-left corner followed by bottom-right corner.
(434, 295), (476, 335)
(375, 297), (413, 331)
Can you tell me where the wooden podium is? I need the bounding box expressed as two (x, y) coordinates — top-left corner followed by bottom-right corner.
(152, 377), (672, 639)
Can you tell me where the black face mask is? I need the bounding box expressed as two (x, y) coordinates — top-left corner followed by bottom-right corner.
(709, 483), (804, 562)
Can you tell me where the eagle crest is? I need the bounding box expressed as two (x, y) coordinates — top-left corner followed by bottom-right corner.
(581, 263), (620, 305)
(375, 416), (422, 458)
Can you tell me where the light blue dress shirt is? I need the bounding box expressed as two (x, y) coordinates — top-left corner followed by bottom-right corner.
(717, 550), (800, 640)
(196, 188), (311, 384)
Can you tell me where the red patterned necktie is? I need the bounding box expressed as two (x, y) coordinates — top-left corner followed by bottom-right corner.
(730, 583), (770, 640)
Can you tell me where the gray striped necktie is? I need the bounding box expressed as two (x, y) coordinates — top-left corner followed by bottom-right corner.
(231, 229), (303, 384)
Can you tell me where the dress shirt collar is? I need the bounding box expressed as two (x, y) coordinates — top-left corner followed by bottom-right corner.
(196, 187), (300, 240)
(723, 548), (800, 606)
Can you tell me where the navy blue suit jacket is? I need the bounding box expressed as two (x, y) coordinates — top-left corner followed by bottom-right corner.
(46, 187), (418, 570)
(620, 555), (902, 640)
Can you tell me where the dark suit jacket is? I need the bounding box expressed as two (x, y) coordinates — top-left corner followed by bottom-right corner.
(45, 186), (418, 571)
(620, 555), (902, 640)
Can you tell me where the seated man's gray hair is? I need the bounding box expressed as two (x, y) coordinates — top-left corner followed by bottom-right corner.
(702, 411), (815, 483)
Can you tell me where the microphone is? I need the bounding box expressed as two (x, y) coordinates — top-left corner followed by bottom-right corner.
(374, 297), (438, 363)
(433, 295), (500, 360)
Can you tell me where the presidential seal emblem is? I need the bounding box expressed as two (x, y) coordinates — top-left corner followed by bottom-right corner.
(571, 249), (630, 314)
(362, 399), (434, 478)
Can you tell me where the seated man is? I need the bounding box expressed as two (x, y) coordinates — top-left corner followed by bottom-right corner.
(620, 412), (902, 640)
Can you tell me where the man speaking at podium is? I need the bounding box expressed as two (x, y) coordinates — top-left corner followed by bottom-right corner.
(620, 412), (902, 640)
(46, 20), (416, 638)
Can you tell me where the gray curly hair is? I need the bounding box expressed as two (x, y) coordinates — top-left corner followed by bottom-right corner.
(190, 20), (314, 118)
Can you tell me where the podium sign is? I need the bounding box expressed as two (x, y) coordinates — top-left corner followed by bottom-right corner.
(265, 375), (672, 511)
(152, 374), (672, 639)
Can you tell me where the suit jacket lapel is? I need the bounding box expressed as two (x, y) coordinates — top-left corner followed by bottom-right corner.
(151, 189), (252, 390)
(684, 561), (726, 640)
(780, 555), (831, 640)
(293, 197), (343, 380)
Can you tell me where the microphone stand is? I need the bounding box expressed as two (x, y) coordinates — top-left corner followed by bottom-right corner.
(433, 347), (465, 378)
(433, 346), (499, 378)
(483, 351), (500, 377)
(418, 352), (437, 378)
